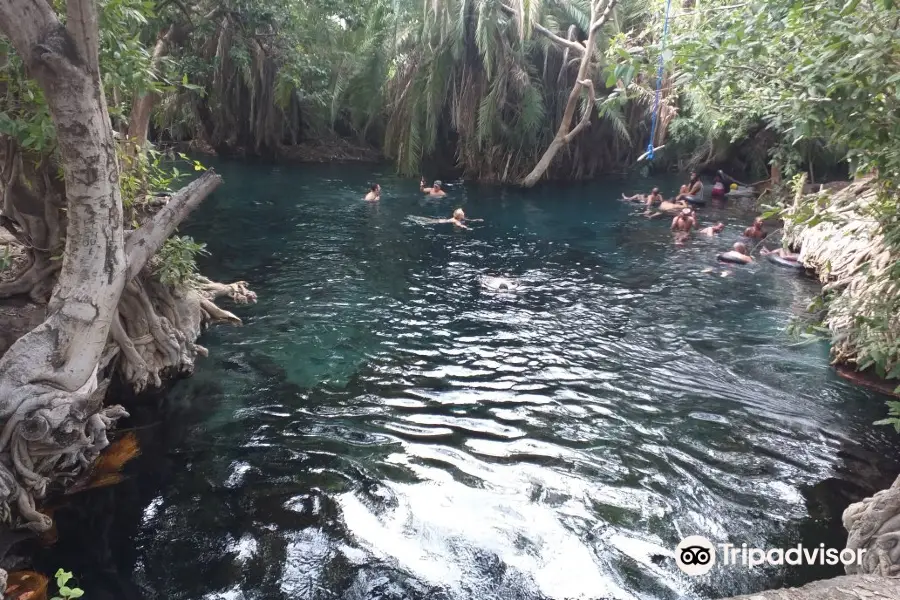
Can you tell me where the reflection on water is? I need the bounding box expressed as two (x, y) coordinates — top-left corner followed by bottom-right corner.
(39, 162), (900, 600)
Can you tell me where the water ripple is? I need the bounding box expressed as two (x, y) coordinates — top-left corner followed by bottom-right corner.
(93, 165), (900, 600)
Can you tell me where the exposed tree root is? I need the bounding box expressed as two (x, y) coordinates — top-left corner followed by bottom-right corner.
(0, 157), (252, 539)
(110, 275), (256, 393)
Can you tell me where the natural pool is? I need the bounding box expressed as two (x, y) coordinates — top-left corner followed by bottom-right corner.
(42, 161), (900, 600)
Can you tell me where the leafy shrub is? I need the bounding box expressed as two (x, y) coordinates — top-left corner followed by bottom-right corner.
(51, 569), (84, 600)
(152, 236), (209, 288)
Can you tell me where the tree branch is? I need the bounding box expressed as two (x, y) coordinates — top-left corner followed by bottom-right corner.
(124, 170), (222, 280)
(0, 0), (59, 69)
(590, 0), (618, 35)
(65, 0), (101, 74)
(563, 80), (597, 143)
(499, 3), (586, 55)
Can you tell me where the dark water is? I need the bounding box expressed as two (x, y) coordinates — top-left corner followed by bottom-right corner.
(42, 162), (900, 600)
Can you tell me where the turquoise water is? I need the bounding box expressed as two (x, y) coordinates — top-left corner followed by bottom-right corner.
(43, 161), (900, 600)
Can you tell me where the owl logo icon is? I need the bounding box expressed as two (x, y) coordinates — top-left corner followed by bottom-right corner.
(676, 536), (716, 576)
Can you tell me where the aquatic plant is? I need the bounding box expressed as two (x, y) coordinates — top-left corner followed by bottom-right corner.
(51, 569), (84, 600)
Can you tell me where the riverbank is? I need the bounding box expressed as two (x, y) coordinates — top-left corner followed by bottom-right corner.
(784, 178), (900, 401)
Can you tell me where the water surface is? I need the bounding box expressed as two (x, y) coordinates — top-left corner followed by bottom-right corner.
(43, 162), (900, 600)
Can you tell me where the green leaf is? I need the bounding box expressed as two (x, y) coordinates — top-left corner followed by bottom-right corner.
(68, 588), (85, 598)
(841, 0), (862, 15)
(55, 570), (73, 586)
(60, 586), (72, 596)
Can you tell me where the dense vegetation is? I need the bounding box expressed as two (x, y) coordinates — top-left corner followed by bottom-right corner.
(669, 0), (900, 414)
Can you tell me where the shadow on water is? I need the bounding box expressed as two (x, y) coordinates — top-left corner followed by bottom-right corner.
(35, 161), (900, 600)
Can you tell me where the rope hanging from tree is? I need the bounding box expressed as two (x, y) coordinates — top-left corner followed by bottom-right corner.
(638, 0), (673, 162)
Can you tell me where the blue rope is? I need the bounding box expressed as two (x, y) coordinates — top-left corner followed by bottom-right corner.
(646, 0), (673, 161)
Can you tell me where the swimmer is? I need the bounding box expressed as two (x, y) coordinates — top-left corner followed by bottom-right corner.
(482, 275), (519, 292)
(364, 183), (381, 201)
(646, 198), (689, 219)
(743, 218), (767, 239)
(699, 222), (725, 236)
(420, 177), (447, 197)
(622, 188), (663, 208)
(760, 247), (800, 261)
(719, 242), (754, 264)
(431, 208), (471, 229)
(671, 207), (696, 233)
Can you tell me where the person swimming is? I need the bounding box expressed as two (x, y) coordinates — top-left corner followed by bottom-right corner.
(760, 247), (800, 261)
(719, 242), (754, 264)
(364, 183), (381, 201)
(420, 177), (447, 197)
(699, 222), (725, 236)
(710, 176), (726, 205)
(743, 218), (767, 239)
(646, 195), (689, 218)
(430, 208), (478, 229)
(622, 188), (663, 208)
(671, 207), (696, 232)
(481, 275), (519, 292)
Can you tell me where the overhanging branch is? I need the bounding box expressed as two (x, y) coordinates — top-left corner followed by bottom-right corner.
(124, 170), (222, 280)
(499, 3), (586, 55)
(591, 0), (618, 34)
(563, 80), (597, 143)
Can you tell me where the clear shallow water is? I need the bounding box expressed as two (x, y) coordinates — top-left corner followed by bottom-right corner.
(42, 161), (900, 600)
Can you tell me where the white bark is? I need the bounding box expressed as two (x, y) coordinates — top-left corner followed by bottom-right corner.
(0, 0), (243, 545)
(521, 0), (618, 187)
(0, 0), (128, 532)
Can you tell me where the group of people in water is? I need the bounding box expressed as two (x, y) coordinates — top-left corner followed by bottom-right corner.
(623, 172), (801, 269)
(364, 177), (478, 229)
(366, 171), (801, 273)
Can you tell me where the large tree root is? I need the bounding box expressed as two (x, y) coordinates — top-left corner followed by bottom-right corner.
(111, 275), (257, 393)
(0, 270), (256, 539)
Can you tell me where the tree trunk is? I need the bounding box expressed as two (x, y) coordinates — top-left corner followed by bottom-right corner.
(125, 28), (173, 157)
(0, 0), (128, 534)
(521, 0), (618, 187)
(0, 0), (253, 546)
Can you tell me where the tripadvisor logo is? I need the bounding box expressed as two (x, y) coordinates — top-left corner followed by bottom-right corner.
(676, 536), (717, 576)
(674, 536), (867, 576)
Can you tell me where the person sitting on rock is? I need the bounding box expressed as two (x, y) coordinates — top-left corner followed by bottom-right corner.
(421, 177), (447, 197)
(676, 172), (704, 204)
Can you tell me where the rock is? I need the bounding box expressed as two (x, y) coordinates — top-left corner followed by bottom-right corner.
(843, 475), (900, 576)
(720, 574), (900, 599)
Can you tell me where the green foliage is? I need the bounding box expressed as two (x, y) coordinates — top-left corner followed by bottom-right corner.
(874, 401), (900, 434)
(152, 236), (209, 288)
(673, 0), (900, 179)
(0, 39), (56, 153)
(51, 569), (85, 600)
